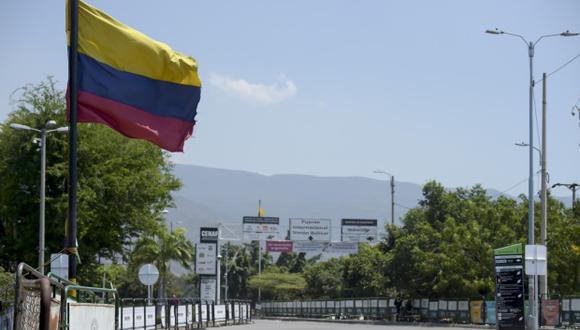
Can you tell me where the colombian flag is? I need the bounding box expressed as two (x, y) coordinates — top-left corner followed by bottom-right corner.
(66, 1), (201, 152)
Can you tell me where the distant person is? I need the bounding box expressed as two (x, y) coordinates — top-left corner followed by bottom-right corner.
(395, 296), (403, 321)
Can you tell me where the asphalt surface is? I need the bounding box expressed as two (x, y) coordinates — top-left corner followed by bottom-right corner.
(239, 319), (484, 330)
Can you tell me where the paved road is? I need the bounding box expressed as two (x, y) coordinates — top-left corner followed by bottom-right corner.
(238, 319), (481, 330)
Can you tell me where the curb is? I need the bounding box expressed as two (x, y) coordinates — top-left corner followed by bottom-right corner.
(260, 317), (495, 328)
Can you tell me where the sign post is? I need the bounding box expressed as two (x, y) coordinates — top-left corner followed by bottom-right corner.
(289, 218), (331, 241)
(197, 227), (219, 303)
(242, 216), (280, 304)
(138, 263), (159, 305)
(494, 243), (525, 330)
(340, 219), (378, 243)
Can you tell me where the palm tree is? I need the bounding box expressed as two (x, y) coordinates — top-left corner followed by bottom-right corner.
(131, 227), (194, 299)
(222, 243), (253, 300)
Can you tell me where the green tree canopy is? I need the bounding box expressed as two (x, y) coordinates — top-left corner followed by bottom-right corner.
(0, 78), (180, 284)
(248, 266), (306, 300)
(130, 226), (194, 298)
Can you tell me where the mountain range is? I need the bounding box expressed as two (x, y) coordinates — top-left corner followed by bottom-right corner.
(165, 164), (506, 244)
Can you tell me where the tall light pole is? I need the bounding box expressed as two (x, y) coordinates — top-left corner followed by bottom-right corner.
(515, 139), (548, 298)
(10, 120), (69, 274)
(487, 28), (578, 330)
(374, 170), (395, 226)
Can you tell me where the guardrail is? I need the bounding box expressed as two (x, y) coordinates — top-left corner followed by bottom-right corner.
(4, 262), (120, 330)
(262, 297), (580, 327)
(118, 298), (252, 329)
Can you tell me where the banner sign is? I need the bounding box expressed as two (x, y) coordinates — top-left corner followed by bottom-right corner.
(485, 300), (497, 325)
(470, 300), (484, 324)
(200, 227), (219, 243)
(69, 303), (115, 330)
(541, 299), (560, 326)
(242, 216), (280, 240)
(195, 243), (217, 275)
(266, 240), (294, 253)
(326, 242), (358, 254)
(200, 277), (217, 302)
(293, 241), (328, 253)
(289, 218), (331, 241)
(341, 219), (378, 242)
(494, 244), (525, 330)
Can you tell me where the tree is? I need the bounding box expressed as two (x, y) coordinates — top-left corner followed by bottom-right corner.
(276, 252), (320, 273)
(130, 227), (194, 299)
(341, 244), (390, 297)
(303, 258), (343, 298)
(0, 78), (181, 282)
(221, 243), (253, 300)
(248, 267), (306, 300)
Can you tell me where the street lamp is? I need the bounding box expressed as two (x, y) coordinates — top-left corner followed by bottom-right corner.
(487, 28), (578, 330)
(10, 120), (69, 274)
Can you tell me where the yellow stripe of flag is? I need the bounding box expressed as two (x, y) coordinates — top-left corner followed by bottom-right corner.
(66, 0), (201, 87)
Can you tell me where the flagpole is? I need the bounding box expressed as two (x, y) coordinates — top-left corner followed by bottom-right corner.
(67, 0), (79, 284)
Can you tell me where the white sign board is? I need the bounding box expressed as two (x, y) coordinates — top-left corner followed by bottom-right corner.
(200, 277), (217, 302)
(341, 219), (378, 242)
(215, 305), (227, 320)
(289, 218), (331, 241)
(195, 243), (217, 275)
(243, 216), (280, 240)
(69, 303), (115, 329)
(327, 242), (358, 254)
(293, 241), (328, 253)
(525, 244), (547, 275)
(119, 306), (156, 329)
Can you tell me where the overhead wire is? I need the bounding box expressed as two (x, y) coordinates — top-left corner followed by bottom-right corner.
(498, 177), (529, 196)
(535, 52), (580, 85)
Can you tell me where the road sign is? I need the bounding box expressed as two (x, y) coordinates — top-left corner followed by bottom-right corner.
(341, 219), (378, 242)
(289, 218), (331, 241)
(195, 243), (217, 275)
(327, 242), (358, 255)
(293, 241), (328, 253)
(138, 263), (159, 286)
(494, 243), (525, 330)
(242, 216), (280, 240)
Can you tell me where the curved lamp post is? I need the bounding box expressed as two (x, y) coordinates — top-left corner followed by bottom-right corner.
(487, 28), (578, 329)
(10, 120), (68, 274)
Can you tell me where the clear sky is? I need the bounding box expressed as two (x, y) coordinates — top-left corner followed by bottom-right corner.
(1, 1), (579, 198)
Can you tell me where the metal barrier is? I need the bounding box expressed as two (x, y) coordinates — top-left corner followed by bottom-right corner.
(118, 298), (252, 329)
(8, 262), (119, 330)
(561, 297), (580, 327)
(262, 297), (484, 324)
(13, 262), (69, 330)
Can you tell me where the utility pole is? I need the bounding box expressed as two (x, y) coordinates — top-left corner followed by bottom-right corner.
(552, 183), (579, 211)
(390, 175), (395, 226)
(539, 73), (548, 299)
(257, 201), (262, 304)
(374, 170), (396, 226)
(39, 129), (46, 274)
